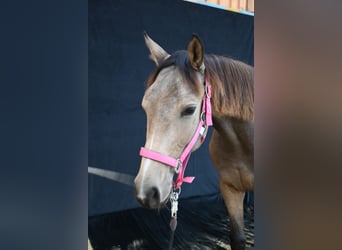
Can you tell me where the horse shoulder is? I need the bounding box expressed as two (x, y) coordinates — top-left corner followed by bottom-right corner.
(209, 118), (254, 191)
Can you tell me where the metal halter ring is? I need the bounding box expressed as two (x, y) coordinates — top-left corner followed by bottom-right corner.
(200, 112), (206, 122)
(175, 159), (182, 173)
(172, 186), (181, 196)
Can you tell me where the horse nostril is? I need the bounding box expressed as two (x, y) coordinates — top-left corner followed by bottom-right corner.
(135, 187), (161, 209)
(151, 187), (159, 199)
(145, 187), (160, 208)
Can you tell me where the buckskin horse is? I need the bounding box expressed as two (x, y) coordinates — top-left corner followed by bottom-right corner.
(134, 33), (253, 250)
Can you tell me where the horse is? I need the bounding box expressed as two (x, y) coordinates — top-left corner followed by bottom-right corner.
(134, 33), (254, 250)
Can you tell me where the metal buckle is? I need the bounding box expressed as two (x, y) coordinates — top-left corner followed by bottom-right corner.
(175, 159), (182, 173)
(200, 125), (207, 136)
(170, 192), (179, 218)
(200, 112), (206, 122)
(170, 187), (181, 218)
(170, 188), (180, 201)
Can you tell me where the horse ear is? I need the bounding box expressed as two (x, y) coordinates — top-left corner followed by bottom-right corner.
(144, 32), (170, 66)
(187, 34), (204, 72)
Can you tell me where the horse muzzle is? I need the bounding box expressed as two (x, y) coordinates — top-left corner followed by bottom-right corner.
(135, 185), (161, 209)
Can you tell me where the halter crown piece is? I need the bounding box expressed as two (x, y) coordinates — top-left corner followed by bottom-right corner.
(139, 71), (213, 189)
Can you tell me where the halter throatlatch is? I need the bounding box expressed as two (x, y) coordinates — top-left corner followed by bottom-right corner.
(139, 73), (212, 225)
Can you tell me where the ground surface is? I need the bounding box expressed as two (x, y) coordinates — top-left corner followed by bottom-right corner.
(89, 193), (254, 250)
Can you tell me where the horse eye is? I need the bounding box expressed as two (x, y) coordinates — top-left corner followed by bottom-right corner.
(181, 106), (196, 116)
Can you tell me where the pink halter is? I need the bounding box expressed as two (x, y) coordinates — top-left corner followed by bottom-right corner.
(139, 74), (213, 189)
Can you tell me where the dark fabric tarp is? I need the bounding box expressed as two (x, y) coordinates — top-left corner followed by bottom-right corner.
(89, 0), (253, 216)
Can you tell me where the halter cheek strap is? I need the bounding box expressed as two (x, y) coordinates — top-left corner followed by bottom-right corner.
(139, 74), (212, 189)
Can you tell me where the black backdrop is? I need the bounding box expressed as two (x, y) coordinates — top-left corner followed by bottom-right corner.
(89, 0), (253, 216)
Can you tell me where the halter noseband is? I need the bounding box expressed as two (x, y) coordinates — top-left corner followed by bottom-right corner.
(139, 72), (213, 189)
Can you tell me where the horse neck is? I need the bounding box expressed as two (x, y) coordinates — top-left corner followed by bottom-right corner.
(207, 56), (254, 156)
(211, 114), (254, 162)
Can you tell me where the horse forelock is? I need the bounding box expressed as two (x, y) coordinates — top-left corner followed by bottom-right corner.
(204, 55), (254, 121)
(146, 50), (201, 94)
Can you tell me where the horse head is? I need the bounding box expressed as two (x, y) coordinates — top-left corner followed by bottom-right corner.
(134, 33), (207, 209)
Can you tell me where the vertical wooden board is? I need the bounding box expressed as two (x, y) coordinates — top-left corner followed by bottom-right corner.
(219, 0), (230, 8)
(239, 0), (247, 10)
(247, 0), (254, 12)
(231, 0), (239, 10)
(206, 0), (219, 5)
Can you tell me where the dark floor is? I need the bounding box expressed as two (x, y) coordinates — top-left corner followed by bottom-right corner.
(89, 193), (254, 250)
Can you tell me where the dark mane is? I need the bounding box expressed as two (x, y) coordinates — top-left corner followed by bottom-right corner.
(205, 54), (254, 121)
(146, 50), (201, 93)
(146, 51), (254, 121)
